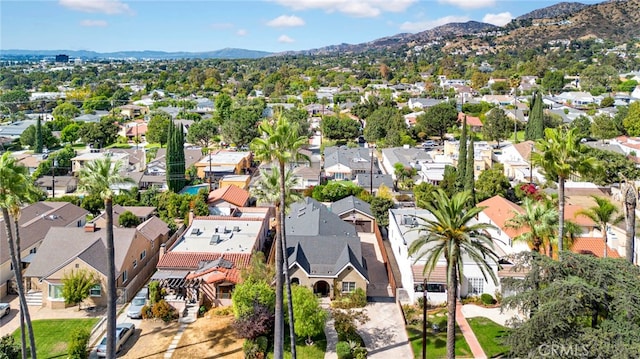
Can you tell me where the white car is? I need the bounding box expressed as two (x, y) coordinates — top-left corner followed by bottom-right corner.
(95, 322), (135, 357)
(0, 303), (9, 318)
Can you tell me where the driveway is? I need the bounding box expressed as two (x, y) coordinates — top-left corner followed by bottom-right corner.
(358, 233), (392, 298)
(357, 302), (414, 359)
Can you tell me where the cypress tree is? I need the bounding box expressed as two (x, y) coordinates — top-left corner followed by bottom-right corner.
(464, 136), (476, 206)
(456, 115), (467, 189)
(177, 124), (186, 190)
(166, 120), (177, 192)
(35, 115), (43, 153)
(525, 91), (544, 140)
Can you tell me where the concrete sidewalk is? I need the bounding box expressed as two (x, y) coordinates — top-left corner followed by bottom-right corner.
(461, 303), (522, 326)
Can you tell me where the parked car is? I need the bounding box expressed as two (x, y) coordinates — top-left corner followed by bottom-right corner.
(421, 140), (437, 148)
(0, 303), (9, 318)
(95, 322), (135, 357)
(127, 288), (148, 319)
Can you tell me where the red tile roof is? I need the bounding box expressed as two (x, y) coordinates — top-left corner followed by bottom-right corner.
(458, 112), (483, 128)
(157, 252), (252, 270)
(477, 195), (528, 239)
(207, 185), (250, 207)
(570, 237), (621, 258)
(564, 205), (596, 227)
(186, 267), (242, 284)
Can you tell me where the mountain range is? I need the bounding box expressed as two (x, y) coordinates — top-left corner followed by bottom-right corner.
(2, 0), (638, 60)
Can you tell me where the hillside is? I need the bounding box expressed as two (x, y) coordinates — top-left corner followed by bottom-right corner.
(515, 2), (590, 20)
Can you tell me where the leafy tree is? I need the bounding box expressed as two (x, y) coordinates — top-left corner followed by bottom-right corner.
(482, 108), (511, 147)
(590, 114), (619, 140)
(0, 90), (29, 113)
(580, 64), (617, 91)
(475, 164), (512, 202)
(370, 196), (394, 227)
(78, 158), (134, 358)
(77, 117), (119, 149)
(541, 71), (565, 93)
(82, 96), (110, 112)
(67, 328), (91, 359)
(582, 148), (640, 185)
(408, 189), (499, 359)
(600, 96), (615, 108)
(413, 182), (436, 209)
(464, 137), (475, 205)
(0, 335), (20, 359)
(186, 118), (218, 148)
(439, 165), (458, 197)
(363, 106), (405, 147)
(61, 269), (99, 309)
(525, 91), (544, 141)
(214, 92), (233, 123)
(220, 107), (261, 146)
(502, 252), (640, 358)
(577, 196), (623, 258)
(623, 102), (640, 136)
(118, 210), (141, 228)
(0, 152), (38, 359)
(20, 123), (59, 151)
(61, 123), (81, 144)
(52, 102), (81, 122)
(233, 301), (275, 340)
(321, 115), (361, 141)
(232, 279), (276, 319)
(166, 122), (186, 192)
(35, 116), (43, 154)
(570, 115), (592, 140)
(456, 116), (467, 189)
(417, 102), (458, 143)
(532, 127), (600, 254)
(287, 285), (327, 344)
(147, 111), (172, 146)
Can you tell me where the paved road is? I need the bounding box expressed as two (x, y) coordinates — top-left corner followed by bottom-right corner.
(356, 302), (414, 359)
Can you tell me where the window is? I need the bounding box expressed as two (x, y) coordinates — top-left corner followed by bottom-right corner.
(140, 250), (146, 260)
(341, 282), (356, 293)
(48, 284), (63, 299)
(30, 247), (37, 254)
(133, 260), (137, 269)
(90, 285), (101, 297)
(414, 283), (446, 293)
(291, 278), (300, 285)
(468, 278), (484, 295)
(122, 270), (128, 283)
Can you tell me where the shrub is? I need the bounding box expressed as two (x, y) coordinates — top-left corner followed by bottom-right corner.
(67, 328), (91, 359)
(151, 300), (178, 322)
(212, 306), (233, 316)
(255, 336), (268, 353)
(395, 193), (412, 202)
(480, 293), (496, 306)
(242, 339), (263, 359)
(148, 280), (161, 305)
(332, 288), (367, 309)
(353, 346), (368, 359)
(333, 309), (368, 343)
(336, 341), (352, 359)
(141, 304), (153, 319)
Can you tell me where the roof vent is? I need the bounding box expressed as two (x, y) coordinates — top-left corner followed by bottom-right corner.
(210, 235), (221, 245)
(233, 226), (240, 232)
(191, 227), (201, 235)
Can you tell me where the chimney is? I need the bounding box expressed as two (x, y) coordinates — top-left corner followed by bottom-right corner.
(84, 222), (96, 232)
(188, 209), (194, 225)
(159, 243), (166, 262)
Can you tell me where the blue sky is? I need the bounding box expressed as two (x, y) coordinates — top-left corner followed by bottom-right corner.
(1, 0), (603, 53)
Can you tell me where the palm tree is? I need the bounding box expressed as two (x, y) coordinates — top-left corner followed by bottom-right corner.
(251, 115), (309, 359)
(622, 180), (637, 264)
(531, 127), (600, 254)
(408, 189), (500, 359)
(78, 158), (134, 359)
(506, 198), (558, 255)
(578, 196), (623, 258)
(0, 152), (38, 359)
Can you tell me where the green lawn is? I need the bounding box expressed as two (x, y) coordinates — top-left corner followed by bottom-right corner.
(407, 313), (472, 359)
(268, 332), (327, 359)
(466, 317), (509, 358)
(105, 143), (135, 149)
(12, 318), (99, 359)
(508, 130), (526, 142)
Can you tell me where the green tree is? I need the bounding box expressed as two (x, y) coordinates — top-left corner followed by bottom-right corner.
(78, 158), (134, 358)
(525, 91), (544, 141)
(623, 102), (640, 136)
(591, 114), (620, 140)
(61, 123), (81, 144)
(52, 102), (81, 122)
(600, 96), (615, 108)
(363, 106), (405, 146)
(532, 127), (600, 254)
(475, 164), (512, 202)
(464, 137), (475, 205)
(413, 182), (436, 209)
(571, 115), (592, 140)
(287, 285), (327, 344)
(232, 279), (276, 318)
(77, 117), (119, 149)
(220, 107), (261, 146)
(580, 64), (617, 91)
(506, 198), (558, 254)
(370, 196), (394, 227)
(417, 102), (458, 143)
(439, 165), (458, 197)
(541, 71), (565, 93)
(456, 116), (468, 189)
(186, 118), (218, 148)
(0, 90), (29, 113)
(35, 116), (43, 154)
(118, 210), (141, 228)
(67, 328), (91, 359)
(408, 189), (499, 359)
(166, 122), (186, 192)
(0, 335), (21, 359)
(20, 124), (58, 151)
(251, 115), (309, 359)
(147, 111), (172, 146)
(582, 148), (640, 185)
(61, 269), (99, 309)
(321, 115), (361, 141)
(215, 92), (233, 123)
(577, 196), (623, 258)
(82, 96), (110, 112)
(0, 152), (38, 359)
(482, 108), (511, 147)
(502, 252), (640, 358)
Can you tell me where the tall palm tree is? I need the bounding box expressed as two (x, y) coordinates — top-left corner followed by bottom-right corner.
(577, 196), (623, 258)
(78, 158), (134, 359)
(251, 115), (309, 359)
(408, 189), (500, 359)
(506, 198), (558, 255)
(531, 127), (599, 254)
(0, 152), (38, 359)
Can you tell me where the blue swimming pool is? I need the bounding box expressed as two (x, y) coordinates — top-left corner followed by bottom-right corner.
(180, 184), (211, 195)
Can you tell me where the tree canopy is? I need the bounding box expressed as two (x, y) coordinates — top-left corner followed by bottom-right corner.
(417, 102), (458, 143)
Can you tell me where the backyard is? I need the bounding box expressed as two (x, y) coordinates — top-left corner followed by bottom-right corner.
(12, 318), (99, 359)
(406, 309), (472, 359)
(466, 317), (509, 358)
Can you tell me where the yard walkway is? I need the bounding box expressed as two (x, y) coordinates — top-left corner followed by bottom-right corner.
(455, 301), (487, 359)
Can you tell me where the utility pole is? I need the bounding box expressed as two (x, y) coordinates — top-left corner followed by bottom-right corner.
(208, 149), (214, 191)
(422, 278), (428, 359)
(51, 158), (58, 199)
(529, 142), (534, 184)
(370, 146), (374, 194)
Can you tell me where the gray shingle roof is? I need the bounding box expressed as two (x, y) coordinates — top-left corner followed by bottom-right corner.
(285, 197), (368, 281)
(330, 195), (373, 218)
(381, 147), (432, 168)
(354, 174), (394, 190)
(324, 146), (373, 172)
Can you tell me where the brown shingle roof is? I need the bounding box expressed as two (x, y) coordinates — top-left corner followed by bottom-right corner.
(157, 252), (252, 270)
(207, 185), (250, 207)
(513, 140), (535, 160)
(412, 265), (447, 283)
(137, 216), (170, 242)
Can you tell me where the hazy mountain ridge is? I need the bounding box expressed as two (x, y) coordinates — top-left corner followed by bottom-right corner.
(515, 2), (590, 20)
(0, 48), (272, 60)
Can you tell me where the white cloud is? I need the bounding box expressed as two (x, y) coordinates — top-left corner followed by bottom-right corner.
(236, 29), (248, 36)
(59, 0), (133, 15)
(80, 19), (108, 27)
(400, 15), (470, 32)
(482, 12), (513, 26)
(438, 0), (495, 9)
(278, 35), (295, 43)
(273, 0), (415, 18)
(267, 15), (305, 27)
